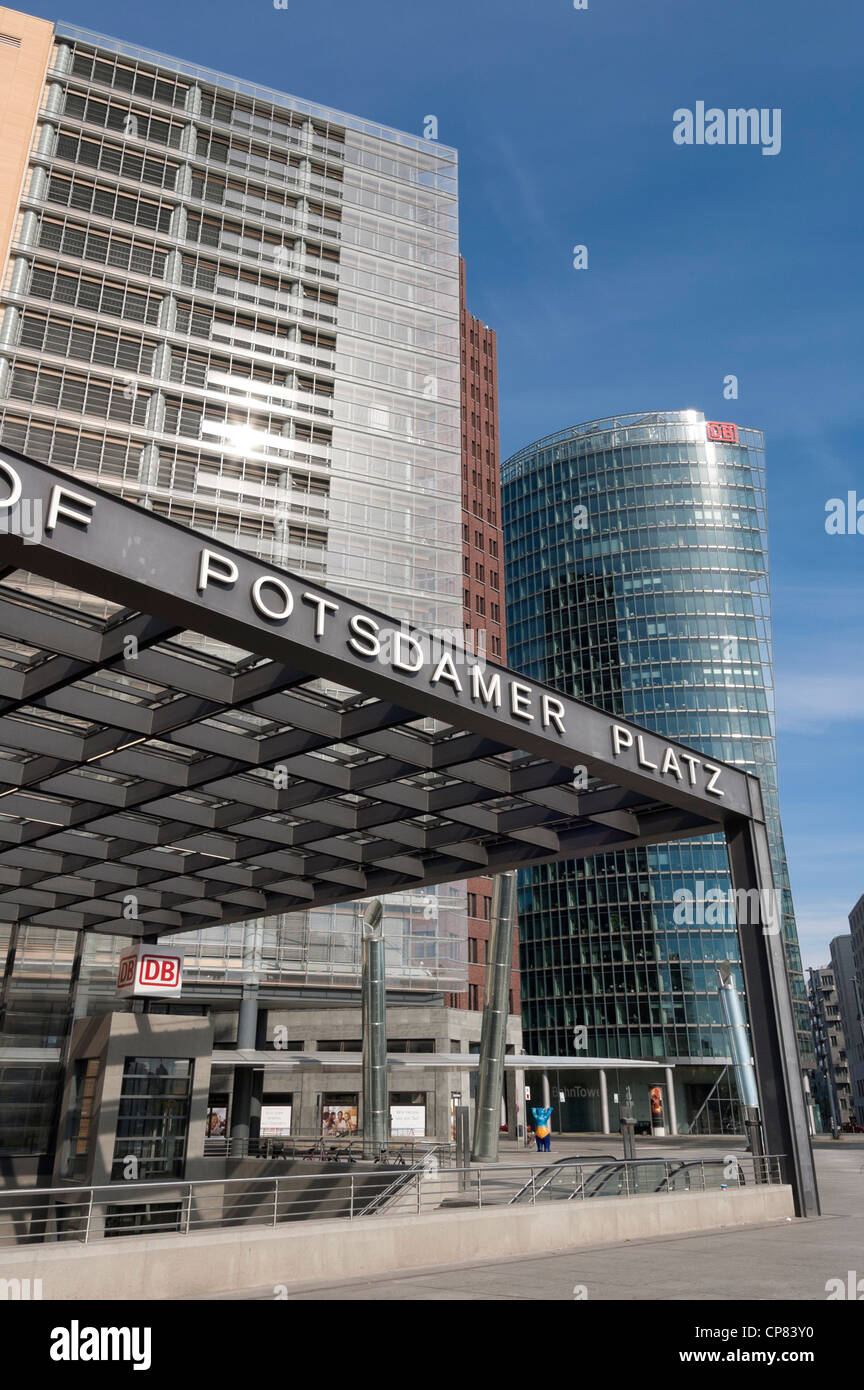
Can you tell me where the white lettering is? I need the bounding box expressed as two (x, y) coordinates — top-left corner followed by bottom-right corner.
(611, 724), (633, 756)
(470, 665), (502, 708)
(251, 575), (293, 621)
(679, 753), (700, 786)
(302, 592), (339, 638)
(391, 630), (424, 673)
(46, 485), (94, 533)
(197, 548), (238, 592)
(430, 651), (463, 693)
(347, 613), (381, 658)
(704, 762), (725, 797)
(661, 747), (683, 780)
(510, 681), (534, 721)
(541, 694), (566, 734)
(0, 460), (22, 510)
(636, 734), (657, 771)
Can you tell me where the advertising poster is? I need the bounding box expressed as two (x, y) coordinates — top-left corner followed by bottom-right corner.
(260, 1104), (292, 1137)
(322, 1102), (358, 1136)
(390, 1103), (426, 1137)
(206, 1106), (227, 1139)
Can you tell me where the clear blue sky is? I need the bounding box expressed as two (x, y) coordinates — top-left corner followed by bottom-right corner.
(25, 0), (863, 964)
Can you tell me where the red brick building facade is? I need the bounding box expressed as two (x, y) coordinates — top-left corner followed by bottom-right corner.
(446, 260), (520, 1017)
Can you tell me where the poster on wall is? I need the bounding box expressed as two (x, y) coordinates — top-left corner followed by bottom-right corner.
(322, 1102), (358, 1136)
(206, 1106), (227, 1139)
(390, 1104), (426, 1137)
(260, 1104), (292, 1137)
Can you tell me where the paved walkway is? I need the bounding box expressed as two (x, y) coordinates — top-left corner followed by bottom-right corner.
(210, 1139), (864, 1301)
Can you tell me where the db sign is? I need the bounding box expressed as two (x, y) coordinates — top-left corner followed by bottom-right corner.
(706, 420), (739, 443)
(117, 945), (183, 998)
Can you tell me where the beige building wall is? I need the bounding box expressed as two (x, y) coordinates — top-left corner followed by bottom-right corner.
(0, 8), (54, 279)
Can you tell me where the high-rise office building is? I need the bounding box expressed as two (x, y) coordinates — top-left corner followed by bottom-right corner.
(502, 409), (808, 1133)
(808, 960), (853, 1131)
(830, 931), (864, 1125)
(447, 258), (518, 1017)
(0, 8), (521, 1159)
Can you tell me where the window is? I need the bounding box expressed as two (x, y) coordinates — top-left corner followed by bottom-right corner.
(112, 1056), (193, 1181)
(387, 1039), (435, 1053)
(468, 984), (480, 1011)
(317, 1039), (362, 1052)
(468, 937), (478, 964)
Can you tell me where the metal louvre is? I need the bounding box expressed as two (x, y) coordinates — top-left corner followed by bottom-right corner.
(0, 446), (750, 941)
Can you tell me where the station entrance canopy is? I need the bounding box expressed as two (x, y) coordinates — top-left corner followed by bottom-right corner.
(0, 447), (758, 940)
(0, 448), (819, 1216)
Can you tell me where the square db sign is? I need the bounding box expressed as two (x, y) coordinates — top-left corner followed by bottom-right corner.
(117, 945), (183, 999)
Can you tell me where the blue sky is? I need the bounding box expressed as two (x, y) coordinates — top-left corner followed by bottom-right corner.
(25, 0), (863, 964)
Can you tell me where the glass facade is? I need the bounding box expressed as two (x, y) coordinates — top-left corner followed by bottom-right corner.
(0, 23), (467, 1020)
(503, 411), (810, 1102)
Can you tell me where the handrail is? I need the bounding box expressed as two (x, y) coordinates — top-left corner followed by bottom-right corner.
(0, 1154), (786, 1247)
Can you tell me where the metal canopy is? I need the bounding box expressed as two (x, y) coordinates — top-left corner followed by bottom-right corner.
(0, 448), (821, 1219)
(0, 446), (759, 940)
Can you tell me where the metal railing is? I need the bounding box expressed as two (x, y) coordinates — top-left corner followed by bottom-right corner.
(203, 1135), (450, 1165)
(0, 1154), (784, 1247)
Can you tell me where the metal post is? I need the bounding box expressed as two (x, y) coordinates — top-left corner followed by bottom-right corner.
(717, 961), (760, 1109)
(664, 1066), (678, 1135)
(455, 1105), (470, 1189)
(725, 813), (819, 1216)
(230, 984), (259, 1145)
(620, 1085), (636, 1161)
(599, 1068), (610, 1134)
(471, 871), (518, 1163)
(361, 899), (388, 1159)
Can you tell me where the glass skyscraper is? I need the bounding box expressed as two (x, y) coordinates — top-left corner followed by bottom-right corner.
(0, 15), (466, 1000)
(503, 410), (809, 1133)
(0, 11), (477, 1155)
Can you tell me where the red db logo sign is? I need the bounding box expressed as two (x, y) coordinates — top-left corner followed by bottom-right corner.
(706, 421), (739, 443)
(116, 946), (183, 998)
(140, 954), (179, 987)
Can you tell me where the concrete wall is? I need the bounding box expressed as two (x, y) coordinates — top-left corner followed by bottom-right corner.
(0, 1185), (794, 1299)
(54, 1013), (213, 1186)
(225, 1003), (523, 1140)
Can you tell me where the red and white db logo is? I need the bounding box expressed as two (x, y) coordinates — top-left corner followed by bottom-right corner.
(139, 954), (180, 987)
(706, 421), (739, 443)
(116, 946), (183, 998)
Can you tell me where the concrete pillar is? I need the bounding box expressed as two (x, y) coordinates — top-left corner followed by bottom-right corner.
(230, 984), (260, 1143)
(169, 205), (187, 240)
(144, 391), (165, 434)
(158, 295), (177, 333)
(184, 84), (203, 118)
(540, 1071), (551, 1107)
(665, 1066), (678, 1135)
(599, 1068), (610, 1134)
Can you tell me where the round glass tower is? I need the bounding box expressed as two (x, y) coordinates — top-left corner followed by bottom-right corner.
(502, 410), (808, 1133)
